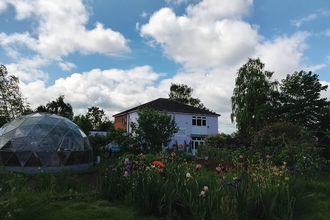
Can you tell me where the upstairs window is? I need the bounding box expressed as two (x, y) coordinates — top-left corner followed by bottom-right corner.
(192, 116), (206, 126)
(122, 117), (127, 126)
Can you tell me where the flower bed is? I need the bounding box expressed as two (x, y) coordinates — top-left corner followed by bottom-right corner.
(100, 152), (299, 219)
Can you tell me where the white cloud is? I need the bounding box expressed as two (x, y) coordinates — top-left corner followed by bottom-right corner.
(141, 2), (258, 70)
(58, 62), (77, 71)
(0, 0), (130, 61)
(21, 66), (165, 115)
(165, 0), (188, 5)
(291, 13), (317, 27)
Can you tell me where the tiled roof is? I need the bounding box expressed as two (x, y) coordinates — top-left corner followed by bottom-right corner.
(113, 98), (220, 117)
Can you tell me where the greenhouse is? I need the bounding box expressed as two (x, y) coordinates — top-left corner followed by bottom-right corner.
(0, 113), (93, 174)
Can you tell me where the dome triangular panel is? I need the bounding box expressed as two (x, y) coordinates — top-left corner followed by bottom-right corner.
(36, 151), (53, 166)
(16, 151), (33, 166)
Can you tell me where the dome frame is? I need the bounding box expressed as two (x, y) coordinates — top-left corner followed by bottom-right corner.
(0, 113), (93, 174)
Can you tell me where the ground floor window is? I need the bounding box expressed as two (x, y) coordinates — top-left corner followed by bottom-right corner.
(191, 137), (205, 150)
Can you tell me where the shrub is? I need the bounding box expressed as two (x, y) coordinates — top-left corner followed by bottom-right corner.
(204, 133), (226, 148)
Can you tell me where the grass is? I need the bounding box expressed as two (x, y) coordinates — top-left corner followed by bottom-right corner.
(294, 180), (330, 220)
(42, 199), (159, 220)
(1, 157), (330, 219)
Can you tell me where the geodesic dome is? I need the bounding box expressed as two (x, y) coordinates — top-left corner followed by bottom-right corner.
(0, 113), (93, 174)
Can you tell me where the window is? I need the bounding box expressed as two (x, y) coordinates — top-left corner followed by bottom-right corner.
(192, 116), (206, 127)
(122, 117), (127, 126)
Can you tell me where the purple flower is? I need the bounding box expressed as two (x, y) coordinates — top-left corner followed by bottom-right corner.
(124, 158), (130, 165)
(234, 178), (242, 186)
(288, 166), (295, 174)
(126, 165), (131, 170)
(123, 171), (129, 177)
(112, 167), (117, 172)
(222, 182), (232, 187)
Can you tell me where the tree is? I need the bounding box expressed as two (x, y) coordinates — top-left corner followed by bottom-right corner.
(0, 65), (29, 125)
(279, 70), (330, 131)
(36, 95), (74, 120)
(72, 114), (93, 135)
(231, 58), (278, 136)
(169, 83), (208, 110)
(130, 108), (179, 152)
(86, 106), (112, 131)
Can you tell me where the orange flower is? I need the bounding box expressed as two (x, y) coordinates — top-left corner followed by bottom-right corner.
(152, 161), (165, 168)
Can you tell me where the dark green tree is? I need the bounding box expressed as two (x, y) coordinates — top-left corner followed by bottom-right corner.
(107, 125), (133, 148)
(36, 95), (74, 120)
(86, 106), (112, 131)
(231, 58), (278, 136)
(169, 83), (208, 110)
(130, 108), (179, 152)
(72, 114), (93, 135)
(0, 65), (29, 126)
(279, 70), (330, 131)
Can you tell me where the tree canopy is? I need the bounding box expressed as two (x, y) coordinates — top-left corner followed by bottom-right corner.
(169, 83), (208, 110)
(279, 70), (330, 131)
(231, 58), (277, 135)
(36, 95), (74, 120)
(130, 108), (178, 152)
(0, 65), (29, 126)
(86, 106), (112, 131)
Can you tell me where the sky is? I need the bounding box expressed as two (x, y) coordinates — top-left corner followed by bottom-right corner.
(0, 0), (330, 134)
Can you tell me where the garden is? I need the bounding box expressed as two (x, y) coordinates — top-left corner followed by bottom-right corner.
(1, 141), (330, 220)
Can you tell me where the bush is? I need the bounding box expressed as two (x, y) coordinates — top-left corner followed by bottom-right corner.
(252, 122), (326, 176)
(204, 133), (226, 148)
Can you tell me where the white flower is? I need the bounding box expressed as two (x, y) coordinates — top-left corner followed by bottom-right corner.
(186, 173), (192, 178)
(199, 191), (205, 197)
(203, 186), (208, 192)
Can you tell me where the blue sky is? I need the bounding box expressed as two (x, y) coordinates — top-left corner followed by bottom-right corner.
(0, 0), (329, 133)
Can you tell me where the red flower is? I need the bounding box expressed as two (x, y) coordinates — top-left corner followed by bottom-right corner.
(153, 161), (165, 168)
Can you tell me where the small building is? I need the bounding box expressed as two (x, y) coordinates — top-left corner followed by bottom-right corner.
(113, 98), (220, 155)
(0, 113), (93, 174)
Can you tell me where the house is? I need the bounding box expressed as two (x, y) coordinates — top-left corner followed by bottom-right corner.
(113, 98), (220, 155)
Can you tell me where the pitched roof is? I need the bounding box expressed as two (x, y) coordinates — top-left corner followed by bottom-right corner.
(113, 98), (220, 117)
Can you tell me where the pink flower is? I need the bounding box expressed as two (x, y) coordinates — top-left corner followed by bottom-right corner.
(195, 164), (202, 171)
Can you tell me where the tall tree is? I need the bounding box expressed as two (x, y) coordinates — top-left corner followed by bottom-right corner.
(279, 70), (330, 131)
(130, 108), (178, 152)
(169, 83), (207, 110)
(72, 114), (93, 135)
(36, 95), (74, 120)
(231, 58), (278, 135)
(0, 65), (29, 125)
(86, 106), (112, 131)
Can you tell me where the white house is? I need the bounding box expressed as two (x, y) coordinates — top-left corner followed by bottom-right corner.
(113, 98), (220, 155)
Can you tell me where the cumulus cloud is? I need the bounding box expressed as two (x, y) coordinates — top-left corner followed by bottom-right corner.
(58, 62), (77, 71)
(141, 1), (258, 70)
(0, 0), (130, 68)
(21, 66), (166, 116)
(139, 0), (324, 133)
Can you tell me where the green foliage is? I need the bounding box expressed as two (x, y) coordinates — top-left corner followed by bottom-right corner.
(130, 108), (178, 152)
(252, 122), (327, 176)
(100, 152), (300, 219)
(169, 83), (208, 110)
(36, 95), (74, 120)
(73, 114), (93, 135)
(231, 58), (278, 135)
(87, 106), (113, 131)
(0, 65), (29, 125)
(279, 70), (330, 131)
(107, 125), (133, 148)
(88, 134), (109, 161)
(204, 133), (226, 148)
